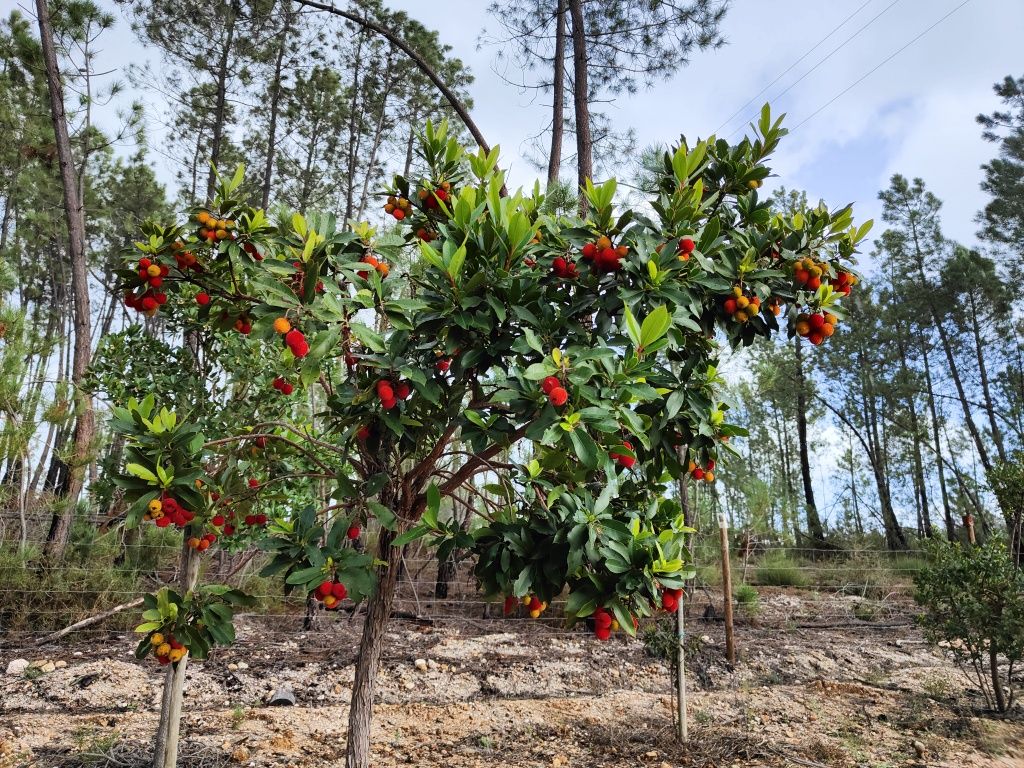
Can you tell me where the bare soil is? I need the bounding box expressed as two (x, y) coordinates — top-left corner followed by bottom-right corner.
(1, 588), (1021, 768)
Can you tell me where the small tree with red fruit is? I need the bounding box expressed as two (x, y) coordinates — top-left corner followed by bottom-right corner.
(111, 111), (868, 768)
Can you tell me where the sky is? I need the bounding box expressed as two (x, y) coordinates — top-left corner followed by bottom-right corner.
(41, 0), (1023, 530)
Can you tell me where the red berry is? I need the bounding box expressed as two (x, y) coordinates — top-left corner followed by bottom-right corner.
(692, 467), (704, 480)
(149, 276), (163, 288)
(376, 381), (395, 401)
(248, 478), (260, 489)
(141, 297), (157, 312)
(503, 595), (517, 615)
(723, 298), (737, 315)
(549, 387), (568, 407)
(347, 525), (360, 540)
(212, 515), (225, 526)
(331, 581), (348, 600)
(595, 626), (611, 641)
(381, 397), (397, 410)
(395, 382), (410, 400)
(806, 276), (821, 291)
(436, 359), (450, 372)
(809, 314), (825, 330)
(196, 292), (210, 306)
(316, 580), (333, 599)
(594, 610), (612, 629)
(281, 382), (294, 395)
(541, 376), (561, 395)
(356, 426), (370, 441)
(138, 258), (152, 269)
(581, 242), (596, 259)
(678, 237), (695, 254)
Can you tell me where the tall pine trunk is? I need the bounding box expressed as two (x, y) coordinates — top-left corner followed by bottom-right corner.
(546, 0), (566, 186)
(567, 0), (592, 212)
(37, 0), (94, 562)
(206, 2), (237, 201)
(920, 338), (955, 539)
(260, 6), (294, 209)
(793, 336), (825, 542)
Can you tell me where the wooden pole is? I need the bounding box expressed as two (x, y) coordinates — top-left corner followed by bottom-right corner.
(718, 513), (735, 665)
(676, 598), (688, 742)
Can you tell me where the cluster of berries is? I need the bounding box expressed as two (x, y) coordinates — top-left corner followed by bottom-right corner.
(609, 441), (636, 468)
(170, 241), (200, 271)
(418, 182), (451, 211)
(196, 210), (235, 243)
(314, 579), (348, 610)
(384, 195), (412, 221)
(150, 632), (186, 665)
(375, 378), (411, 410)
(541, 376), (569, 407)
(591, 606), (621, 641)
(271, 376), (295, 395)
(580, 235), (628, 273)
(661, 586), (684, 612)
(287, 260), (324, 297)
(792, 257), (827, 291)
(687, 458), (716, 483)
(677, 237), (696, 261)
(358, 255), (390, 279)
(124, 258), (170, 315)
(143, 497), (194, 529)
(281, 325), (309, 358)
(830, 270), (856, 296)
(234, 316), (252, 335)
(794, 311), (836, 346)
(722, 286), (763, 323)
(187, 532), (217, 551)
(551, 256), (579, 279)
(415, 227), (437, 242)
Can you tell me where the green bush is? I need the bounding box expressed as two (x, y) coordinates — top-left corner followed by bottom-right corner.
(914, 538), (1024, 713)
(753, 552), (808, 587)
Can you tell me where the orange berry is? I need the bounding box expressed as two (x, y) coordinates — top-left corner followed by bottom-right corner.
(273, 317), (292, 334)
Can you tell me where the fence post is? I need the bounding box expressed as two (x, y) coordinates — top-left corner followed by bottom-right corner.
(676, 598), (688, 742)
(718, 513), (735, 665)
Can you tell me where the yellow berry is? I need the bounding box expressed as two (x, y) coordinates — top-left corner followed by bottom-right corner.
(150, 633), (164, 646)
(156, 643), (171, 657)
(168, 648), (186, 663)
(148, 499), (162, 514)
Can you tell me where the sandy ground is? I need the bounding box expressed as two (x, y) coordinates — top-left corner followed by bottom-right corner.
(1, 589), (1022, 767)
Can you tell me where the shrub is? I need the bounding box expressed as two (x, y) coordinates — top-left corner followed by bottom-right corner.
(914, 538), (1024, 713)
(734, 583), (759, 612)
(754, 552), (808, 587)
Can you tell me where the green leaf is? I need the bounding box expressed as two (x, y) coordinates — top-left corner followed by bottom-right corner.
(125, 463), (158, 484)
(622, 306), (641, 349)
(639, 305), (671, 349)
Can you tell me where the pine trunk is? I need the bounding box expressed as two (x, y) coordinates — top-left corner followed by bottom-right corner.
(793, 337), (825, 542)
(566, 0), (592, 212)
(547, 0), (566, 186)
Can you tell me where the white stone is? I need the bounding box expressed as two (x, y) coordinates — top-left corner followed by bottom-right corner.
(414, 659), (428, 672)
(5, 659), (28, 675)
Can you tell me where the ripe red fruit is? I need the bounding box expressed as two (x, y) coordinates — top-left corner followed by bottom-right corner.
(255, 436), (267, 448)
(141, 296), (158, 312)
(395, 382), (410, 399)
(356, 426), (371, 441)
(347, 525), (360, 540)
(255, 514), (268, 526)
(596, 247), (620, 272)
(331, 581), (348, 600)
(393, 208), (405, 221)
(723, 298), (737, 315)
(212, 515), (225, 526)
(548, 386), (568, 407)
(528, 596), (542, 611)
(793, 269), (809, 285)
(138, 258), (152, 269)
(662, 593), (678, 612)
(248, 478), (260, 488)
(316, 580), (333, 599)
(595, 626), (611, 641)
(280, 382), (294, 395)
(381, 397), (397, 410)
(706, 459), (716, 471)
(285, 329), (309, 358)
(272, 377), (284, 391)
(806, 276), (821, 291)
(610, 441), (636, 468)
(154, 293), (168, 305)
(552, 256), (568, 274)
(503, 595), (517, 615)
(196, 292), (210, 306)
(436, 359), (451, 372)
(581, 242), (596, 259)
(149, 276), (163, 288)
(809, 331), (824, 346)
(678, 237), (695, 254)
(594, 610), (612, 629)
(541, 376), (561, 395)
(692, 467), (704, 480)
(376, 381), (395, 401)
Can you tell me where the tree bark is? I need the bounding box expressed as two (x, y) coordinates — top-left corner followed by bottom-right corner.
(152, 542), (201, 768)
(546, 0), (566, 186)
(346, 526), (404, 768)
(919, 339), (955, 540)
(260, 5), (293, 209)
(206, 1), (237, 201)
(566, 0), (593, 211)
(793, 337), (825, 542)
(990, 640), (1007, 713)
(36, 0), (94, 563)
(967, 290), (1006, 463)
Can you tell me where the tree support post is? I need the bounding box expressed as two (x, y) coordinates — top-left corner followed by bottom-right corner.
(676, 598), (688, 742)
(718, 512), (735, 665)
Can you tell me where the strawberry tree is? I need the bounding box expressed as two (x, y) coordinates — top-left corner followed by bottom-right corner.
(109, 109), (868, 768)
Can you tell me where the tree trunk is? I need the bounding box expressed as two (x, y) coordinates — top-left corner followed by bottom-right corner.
(990, 641), (1007, 713)
(566, 0), (592, 212)
(346, 526), (403, 768)
(152, 542), (201, 768)
(546, 0), (566, 186)
(967, 291), (1006, 463)
(206, 2), (237, 201)
(343, 30), (367, 223)
(260, 6), (293, 209)
(793, 337), (825, 541)
(36, 0), (94, 563)
(920, 339), (955, 540)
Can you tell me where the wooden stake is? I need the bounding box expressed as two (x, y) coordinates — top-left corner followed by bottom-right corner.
(676, 598), (688, 742)
(718, 513), (735, 665)
(964, 514), (976, 545)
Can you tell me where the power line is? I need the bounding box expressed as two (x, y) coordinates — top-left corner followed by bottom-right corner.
(791, 0), (975, 132)
(712, 0), (876, 136)
(725, 0), (904, 138)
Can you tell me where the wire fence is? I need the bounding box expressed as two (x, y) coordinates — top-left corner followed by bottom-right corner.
(0, 505), (928, 651)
